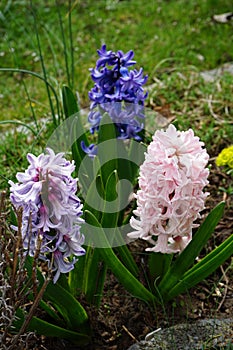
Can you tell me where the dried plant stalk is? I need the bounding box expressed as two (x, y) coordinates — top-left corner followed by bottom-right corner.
(0, 192), (50, 349)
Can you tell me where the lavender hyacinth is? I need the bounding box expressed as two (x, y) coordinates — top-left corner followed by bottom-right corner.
(9, 148), (85, 283)
(87, 44), (148, 142)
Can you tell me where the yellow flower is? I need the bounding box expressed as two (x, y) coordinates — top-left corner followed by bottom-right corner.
(216, 145), (233, 168)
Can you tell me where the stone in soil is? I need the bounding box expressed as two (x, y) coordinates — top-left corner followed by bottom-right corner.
(127, 318), (233, 350)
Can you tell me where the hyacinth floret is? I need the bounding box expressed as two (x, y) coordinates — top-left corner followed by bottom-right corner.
(96, 44), (136, 69)
(129, 124), (210, 254)
(87, 44), (148, 141)
(9, 148), (85, 283)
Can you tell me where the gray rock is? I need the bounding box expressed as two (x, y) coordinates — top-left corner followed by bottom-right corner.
(200, 62), (233, 82)
(127, 318), (233, 350)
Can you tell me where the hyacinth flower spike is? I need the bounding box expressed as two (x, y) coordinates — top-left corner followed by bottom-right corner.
(129, 124), (210, 254)
(83, 44), (148, 157)
(9, 148), (86, 283)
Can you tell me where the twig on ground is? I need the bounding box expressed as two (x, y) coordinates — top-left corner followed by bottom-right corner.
(122, 325), (138, 342)
(217, 266), (229, 312)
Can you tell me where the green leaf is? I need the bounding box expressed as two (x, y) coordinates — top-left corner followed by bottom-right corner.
(166, 233), (233, 300)
(14, 309), (90, 346)
(61, 86), (90, 176)
(98, 112), (117, 143)
(43, 282), (89, 333)
(83, 210), (156, 305)
(128, 138), (146, 185)
(158, 202), (225, 298)
(38, 299), (63, 324)
(101, 170), (119, 229)
(57, 273), (71, 292)
(83, 170), (121, 306)
(116, 139), (145, 225)
(114, 239), (139, 277)
(24, 257), (89, 333)
(116, 139), (133, 182)
(81, 246), (103, 306)
(83, 174), (104, 223)
(62, 85), (79, 118)
(68, 254), (86, 297)
(148, 252), (173, 287)
(83, 246), (107, 307)
(70, 116), (90, 176)
(97, 113), (118, 185)
(86, 169), (139, 276)
(10, 206), (17, 226)
(92, 261), (107, 308)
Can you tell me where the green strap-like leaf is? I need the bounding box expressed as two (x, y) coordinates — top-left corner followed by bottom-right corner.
(101, 170), (119, 229)
(86, 170), (120, 306)
(24, 256), (89, 333)
(128, 138), (146, 185)
(166, 233), (233, 300)
(61, 86), (90, 176)
(82, 246), (102, 305)
(84, 210), (156, 305)
(83, 174), (104, 223)
(148, 252), (173, 288)
(114, 239), (139, 277)
(62, 85), (79, 118)
(97, 113), (118, 185)
(158, 202), (225, 297)
(44, 282), (89, 333)
(14, 309), (90, 346)
(68, 254), (86, 297)
(98, 112), (117, 143)
(90, 257), (107, 308)
(38, 299), (63, 325)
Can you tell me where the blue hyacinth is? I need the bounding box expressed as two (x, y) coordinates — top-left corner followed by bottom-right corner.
(86, 45), (148, 145)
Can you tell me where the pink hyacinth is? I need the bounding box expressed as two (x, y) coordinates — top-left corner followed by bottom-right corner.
(129, 124), (209, 253)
